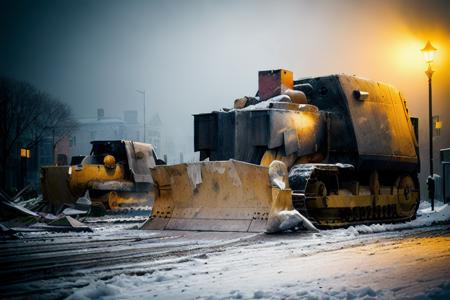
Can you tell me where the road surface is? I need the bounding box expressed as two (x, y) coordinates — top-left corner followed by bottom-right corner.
(0, 203), (449, 299)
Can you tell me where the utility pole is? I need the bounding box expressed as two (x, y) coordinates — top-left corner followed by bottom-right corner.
(136, 89), (146, 143)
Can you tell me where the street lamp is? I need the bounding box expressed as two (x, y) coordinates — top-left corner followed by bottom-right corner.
(421, 40), (437, 210)
(136, 89), (146, 143)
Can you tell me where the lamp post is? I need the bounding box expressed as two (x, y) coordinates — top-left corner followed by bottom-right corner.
(136, 89), (146, 142)
(421, 40), (437, 210)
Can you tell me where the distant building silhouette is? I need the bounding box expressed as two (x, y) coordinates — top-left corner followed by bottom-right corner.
(68, 109), (162, 158)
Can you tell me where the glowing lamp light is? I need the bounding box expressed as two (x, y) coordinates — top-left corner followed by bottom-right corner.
(20, 148), (30, 158)
(421, 41), (437, 63)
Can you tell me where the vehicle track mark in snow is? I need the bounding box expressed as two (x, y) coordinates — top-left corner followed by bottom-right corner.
(0, 202), (449, 299)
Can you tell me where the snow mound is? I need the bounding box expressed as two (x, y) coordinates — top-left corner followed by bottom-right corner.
(346, 203), (450, 236)
(266, 210), (318, 233)
(266, 210), (300, 233)
(67, 281), (120, 300)
(203, 286), (385, 300)
(240, 98), (281, 110)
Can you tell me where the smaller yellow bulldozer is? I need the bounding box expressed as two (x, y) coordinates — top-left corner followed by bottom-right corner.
(41, 140), (164, 213)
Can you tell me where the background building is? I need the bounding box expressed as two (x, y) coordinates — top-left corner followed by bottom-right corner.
(68, 108), (163, 158)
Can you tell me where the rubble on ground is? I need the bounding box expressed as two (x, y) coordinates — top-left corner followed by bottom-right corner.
(0, 186), (92, 236)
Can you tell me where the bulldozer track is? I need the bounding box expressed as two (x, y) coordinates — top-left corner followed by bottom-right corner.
(288, 165), (420, 228)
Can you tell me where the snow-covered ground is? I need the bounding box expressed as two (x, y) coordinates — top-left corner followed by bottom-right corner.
(1, 201), (449, 300)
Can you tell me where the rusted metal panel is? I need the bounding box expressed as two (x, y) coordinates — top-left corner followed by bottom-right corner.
(294, 75), (358, 165)
(258, 69), (293, 101)
(194, 113), (218, 151)
(284, 128), (299, 155)
(251, 111), (270, 146)
(267, 110), (325, 158)
(338, 75), (418, 169)
(124, 141), (155, 183)
(194, 109), (326, 165)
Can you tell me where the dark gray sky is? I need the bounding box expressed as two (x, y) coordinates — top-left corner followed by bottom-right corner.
(1, 0), (449, 166)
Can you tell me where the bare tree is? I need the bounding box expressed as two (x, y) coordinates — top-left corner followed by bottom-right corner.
(27, 97), (79, 163)
(0, 77), (78, 190)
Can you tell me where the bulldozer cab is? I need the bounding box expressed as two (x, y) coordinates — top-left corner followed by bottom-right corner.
(82, 140), (128, 165)
(80, 140), (161, 184)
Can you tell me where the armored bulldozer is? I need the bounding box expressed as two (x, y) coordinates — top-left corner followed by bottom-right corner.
(42, 140), (164, 213)
(143, 69), (420, 232)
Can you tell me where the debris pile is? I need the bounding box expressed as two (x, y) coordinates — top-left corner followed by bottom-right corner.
(0, 185), (93, 239)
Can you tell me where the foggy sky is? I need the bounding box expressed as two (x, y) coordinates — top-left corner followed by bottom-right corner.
(1, 0), (449, 173)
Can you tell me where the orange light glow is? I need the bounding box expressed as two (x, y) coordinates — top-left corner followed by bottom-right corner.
(390, 36), (425, 74)
(421, 41), (437, 63)
(21, 148), (30, 158)
(20, 148), (27, 158)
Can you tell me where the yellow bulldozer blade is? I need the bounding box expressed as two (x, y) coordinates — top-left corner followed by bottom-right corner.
(142, 160), (277, 232)
(41, 166), (77, 212)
